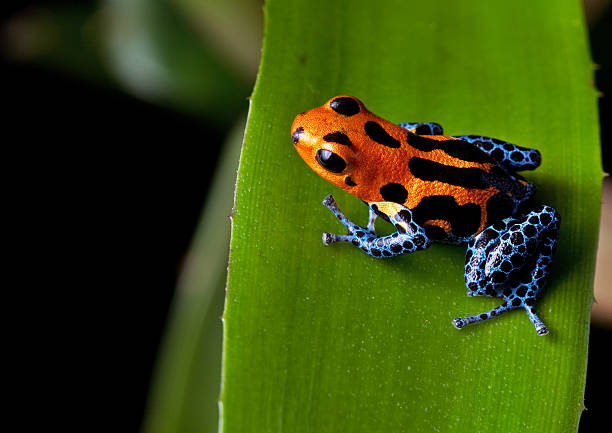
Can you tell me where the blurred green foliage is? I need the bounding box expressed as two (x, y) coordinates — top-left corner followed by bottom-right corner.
(102, 0), (254, 123)
(3, 0), (262, 125)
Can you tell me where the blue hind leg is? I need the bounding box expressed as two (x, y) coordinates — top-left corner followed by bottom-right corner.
(455, 205), (560, 335)
(454, 135), (541, 171)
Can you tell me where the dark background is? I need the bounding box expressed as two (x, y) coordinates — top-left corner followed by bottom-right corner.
(3, 1), (610, 431)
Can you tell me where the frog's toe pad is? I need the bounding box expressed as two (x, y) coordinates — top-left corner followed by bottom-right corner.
(452, 317), (467, 329)
(322, 232), (335, 245)
(323, 232), (353, 245)
(322, 194), (336, 208)
(535, 323), (549, 336)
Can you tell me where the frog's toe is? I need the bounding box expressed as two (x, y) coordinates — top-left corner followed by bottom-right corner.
(536, 323), (549, 336)
(524, 303), (549, 336)
(322, 232), (342, 244)
(322, 194), (336, 208)
(321, 194), (357, 230)
(322, 232), (352, 245)
(322, 232), (334, 245)
(452, 317), (467, 329)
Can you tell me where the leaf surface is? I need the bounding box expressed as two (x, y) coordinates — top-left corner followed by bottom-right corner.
(223, 1), (602, 432)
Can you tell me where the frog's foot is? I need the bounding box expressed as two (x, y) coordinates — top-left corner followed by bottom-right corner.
(321, 195), (431, 257)
(452, 298), (548, 336)
(321, 194), (371, 245)
(460, 205), (560, 335)
(524, 304), (549, 336)
(452, 301), (513, 330)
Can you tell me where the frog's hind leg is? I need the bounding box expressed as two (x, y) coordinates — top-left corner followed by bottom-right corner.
(455, 205), (560, 335)
(399, 122), (443, 135)
(454, 135), (541, 172)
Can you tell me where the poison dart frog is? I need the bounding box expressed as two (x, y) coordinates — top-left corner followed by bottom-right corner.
(291, 95), (560, 336)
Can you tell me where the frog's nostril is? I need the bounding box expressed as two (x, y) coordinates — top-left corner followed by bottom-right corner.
(292, 127), (304, 145)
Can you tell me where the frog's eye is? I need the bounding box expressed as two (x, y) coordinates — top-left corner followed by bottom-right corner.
(316, 149), (347, 173)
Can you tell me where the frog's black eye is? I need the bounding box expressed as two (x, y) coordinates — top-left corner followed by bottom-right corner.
(316, 149), (346, 173)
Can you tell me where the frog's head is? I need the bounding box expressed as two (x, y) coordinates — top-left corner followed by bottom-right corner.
(291, 95), (372, 193)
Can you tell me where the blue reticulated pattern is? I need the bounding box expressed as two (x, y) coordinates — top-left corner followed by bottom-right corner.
(456, 134), (542, 171)
(456, 205), (560, 336)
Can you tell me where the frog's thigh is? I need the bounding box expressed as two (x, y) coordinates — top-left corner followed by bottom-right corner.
(464, 218), (516, 297)
(465, 206), (560, 296)
(458, 205), (560, 335)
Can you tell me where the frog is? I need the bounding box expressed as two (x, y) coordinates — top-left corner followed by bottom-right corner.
(291, 95), (560, 336)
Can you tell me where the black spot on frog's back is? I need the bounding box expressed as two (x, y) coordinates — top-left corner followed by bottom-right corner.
(330, 97), (360, 116)
(380, 182), (408, 204)
(323, 131), (352, 146)
(411, 195), (481, 238)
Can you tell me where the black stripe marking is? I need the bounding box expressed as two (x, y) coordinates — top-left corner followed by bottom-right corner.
(408, 157), (489, 189)
(487, 166), (528, 198)
(424, 225), (447, 240)
(412, 195), (481, 237)
(407, 132), (492, 163)
(330, 97), (360, 116)
(323, 131), (352, 146)
(485, 192), (515, 226)
(415, 124), (432, 135)
(370, 204), (391, 223)
(365, 121), (401, 148)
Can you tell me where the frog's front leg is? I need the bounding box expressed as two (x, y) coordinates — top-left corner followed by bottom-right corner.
(321, 195), (431, 257)
(453, 205), (560, 335)
(366, 207), (378, 233)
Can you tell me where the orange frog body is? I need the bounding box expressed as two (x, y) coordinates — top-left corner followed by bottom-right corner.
(291, 95), (560, 336)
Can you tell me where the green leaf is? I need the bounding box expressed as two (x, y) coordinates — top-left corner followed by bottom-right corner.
(224, 0), (601, 432)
